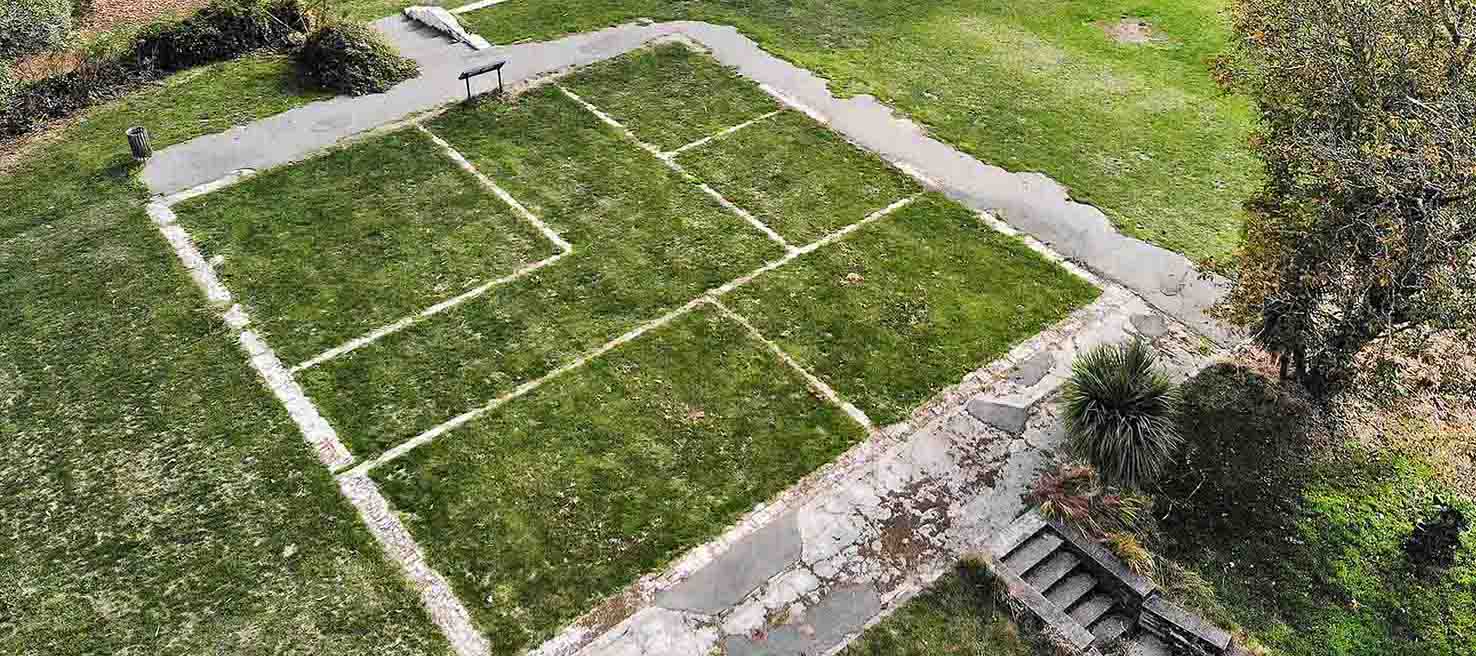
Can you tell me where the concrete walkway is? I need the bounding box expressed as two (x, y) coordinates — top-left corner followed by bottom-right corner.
(540, 286), (1215, 656)
(142, 18), (1230, 344)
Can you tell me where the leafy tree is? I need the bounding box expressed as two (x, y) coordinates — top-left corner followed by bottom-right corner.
(1219, 0), (1476, 392)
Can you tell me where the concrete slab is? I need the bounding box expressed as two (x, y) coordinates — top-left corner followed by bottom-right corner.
(1008, 351), (1056, 387)
(655, 511), (802, 614)
(1130, 312), (1170, 340)
(966, 399), (1031, 435)
(719, 584), (882, 656)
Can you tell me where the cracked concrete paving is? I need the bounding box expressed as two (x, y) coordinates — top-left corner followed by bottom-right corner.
(542, 286), (1219, 656)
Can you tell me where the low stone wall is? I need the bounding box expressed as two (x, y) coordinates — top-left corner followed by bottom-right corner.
(1140, 596), (1232, 656)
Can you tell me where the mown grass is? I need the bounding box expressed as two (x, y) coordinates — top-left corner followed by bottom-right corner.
(457, 0), (1257, 262)
(730, 194), (1100, 425)
(0, 55), (446, 655)
(560, 42), (780, 152)
(678, 110), (922, 244)
(373, 306), (865, 655)
(298, 83), (785, 455)
(172, 127), (557, 365)
(844, 564), (1046, 656)
(1160, 365), (1476, 656)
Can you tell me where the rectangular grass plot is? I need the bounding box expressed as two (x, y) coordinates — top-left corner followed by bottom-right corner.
(560, 41), (780, 152)
(729, 193), (1101, 425)
(677, 110), (922, 244)
(171, 127), (559, 366)
(371, 306), (864, 655)
(297, 85), (785, 456)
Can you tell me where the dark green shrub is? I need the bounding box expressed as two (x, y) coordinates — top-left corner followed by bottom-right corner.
(295, 22), (417, 96)
(0, 0), (74, 61)
(133, 0), (312, 72)
(1405, 500), (1469, 576)
(1061, 340), (1182, 487)
(1, 58), (157, 138)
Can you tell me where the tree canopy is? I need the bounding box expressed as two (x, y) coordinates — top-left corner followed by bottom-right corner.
(1221, 0), (1476, 392)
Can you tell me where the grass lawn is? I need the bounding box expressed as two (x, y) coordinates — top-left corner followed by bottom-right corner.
(678, 110), (923, 245)
(1, 33), (1105, 655)
(373, 307), (865, 655)
(172, 127), (558, 365)
(0, 55), (446, 655)
(297, 82), (785, 455)
(560, 42), (781, 152)
(1159, 365), (1476, 656)
(457, 0), (1258, 262)
(844, 564), (1045, 656)
(729, 194), (1100, 425)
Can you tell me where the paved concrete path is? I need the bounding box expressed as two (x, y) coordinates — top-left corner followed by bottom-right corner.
(143, 18), (1230, 344)
(539, 285), (1216, 656)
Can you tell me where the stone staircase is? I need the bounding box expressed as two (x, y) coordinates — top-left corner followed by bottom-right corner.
(987, 510), (1242, 656)
(989, 512), (1149, 653)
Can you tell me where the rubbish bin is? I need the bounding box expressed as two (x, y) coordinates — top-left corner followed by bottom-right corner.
(126, 126), (152, 161)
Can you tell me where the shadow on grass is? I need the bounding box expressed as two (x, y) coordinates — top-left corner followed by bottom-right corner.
(1159, 363), (1337, 551)
(1154, 363), (1476, 655)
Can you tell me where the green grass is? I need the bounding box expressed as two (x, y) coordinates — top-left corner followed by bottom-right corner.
(561, 42), (780, 152)
(843, 565), (1045, 656)
(457, 0), (1257, 262)
(172, 127), (557, 365)
(1160, 365), (1476, 656)
(372, 306), (865, 655)
(678, 110), (922, 244)
(0, 55), (446, 655)
(729, 193), (1100, 425)
(298, 84), (786, 455)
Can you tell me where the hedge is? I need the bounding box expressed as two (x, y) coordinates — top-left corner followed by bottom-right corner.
(1, 0), (314, 139)
(296, 22), (418, 96)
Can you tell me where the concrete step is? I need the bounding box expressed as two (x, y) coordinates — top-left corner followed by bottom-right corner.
(1123, 633), (1173, 656)
(1045, 572), (1097, 610)
(1025, 550), (1081, 591)
(1068, 593), (1116, 628)
(1003, 532), (1064, 574)
(1091, 614), (1132, 646)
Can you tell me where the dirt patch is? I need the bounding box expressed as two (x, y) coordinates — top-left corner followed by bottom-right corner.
(84, 0), (212, 35)
(1098, 17), (1164, 46)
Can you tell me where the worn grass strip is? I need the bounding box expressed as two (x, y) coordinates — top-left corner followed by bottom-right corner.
(157, 175), (489, 655)
(556, 84), (794, 251)
(355, 194), (918, 474)
(298, 85), (784, 456)
(371, 306), (866, 656)
(677, 110), (922, 245)
(171, 127), (558, 366)
(291, 125), (574, 373)
(559, 41), (780, 152)
(710, 298), (873, 431)
(729, 193), (1101, 425)
(667, 109), (782, 157)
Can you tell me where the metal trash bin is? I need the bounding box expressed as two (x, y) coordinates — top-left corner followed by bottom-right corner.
(126, 126), (152, 161)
